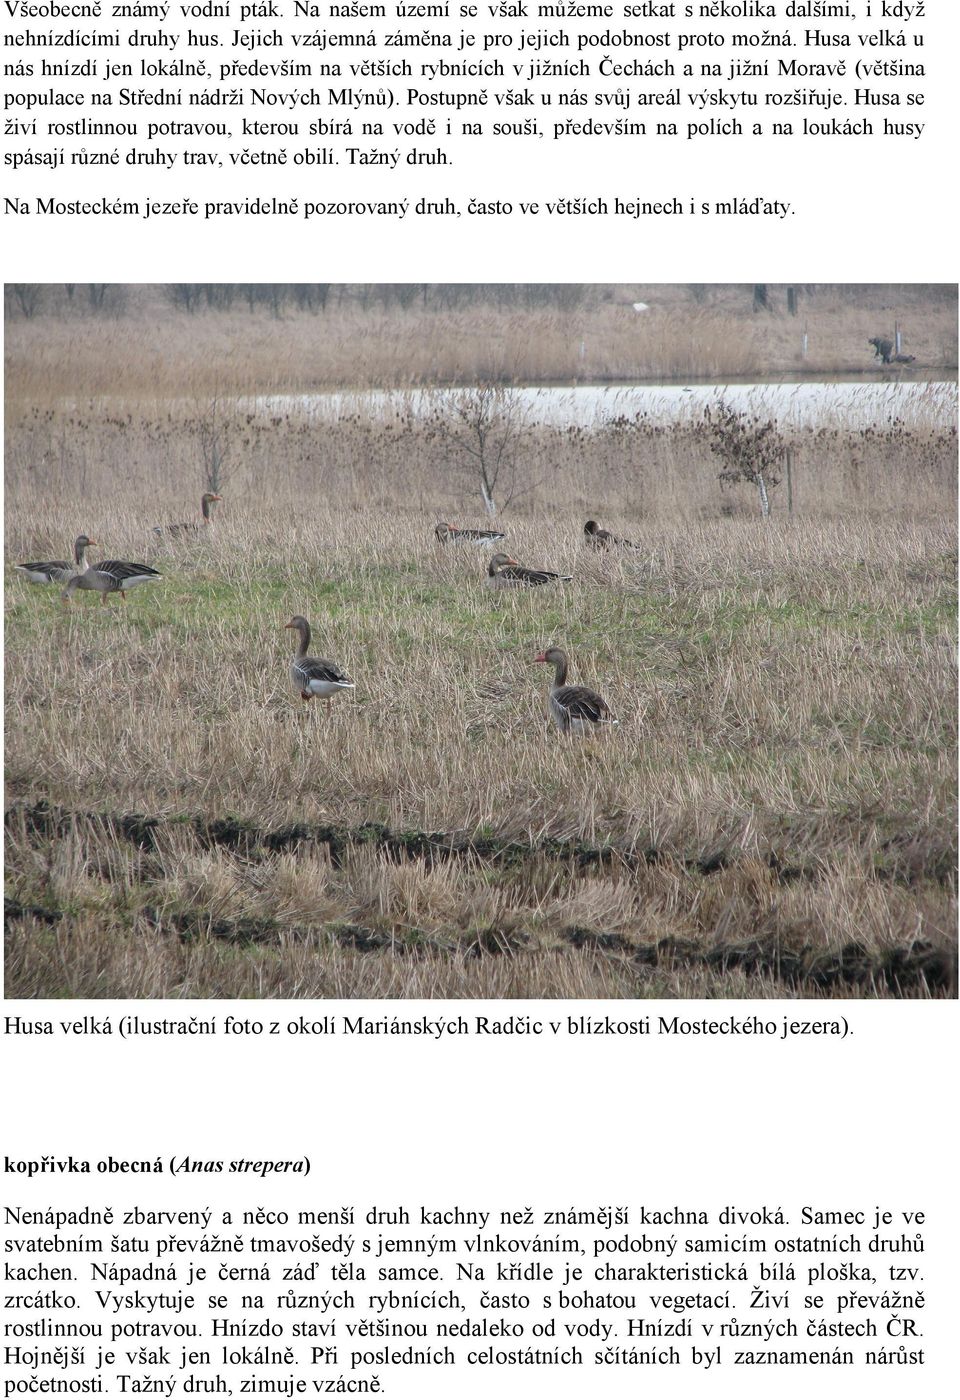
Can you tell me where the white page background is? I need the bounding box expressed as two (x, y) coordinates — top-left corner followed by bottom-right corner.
(3, 1002), (957, 1397)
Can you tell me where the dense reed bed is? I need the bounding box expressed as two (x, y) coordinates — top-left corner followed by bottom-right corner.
(5, 283), (956, 398)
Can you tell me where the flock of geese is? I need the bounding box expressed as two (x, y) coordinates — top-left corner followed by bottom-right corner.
(14, 497), (631, 735)
(16, 533), (162, 605)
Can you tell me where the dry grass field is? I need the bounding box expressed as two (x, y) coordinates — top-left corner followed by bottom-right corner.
(5, 283), (956, 398)
(4, 287), (958, 999)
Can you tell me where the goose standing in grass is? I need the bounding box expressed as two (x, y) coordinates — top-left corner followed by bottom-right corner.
(435, 522), (506, 546)
(153, 492), (223, 537)
(584, 519), (637, 551)
(486, 552), (572, 589)
(533, 646), (616, 735)
(15, 535), (97, 586)
(62, 556), (161, 604)
(285, 616), (354, 709)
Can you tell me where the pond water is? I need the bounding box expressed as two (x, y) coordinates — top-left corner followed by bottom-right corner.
(253, 379), (957, 431)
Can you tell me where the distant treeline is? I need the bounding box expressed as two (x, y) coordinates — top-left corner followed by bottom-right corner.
(165, 283), (608, 314)
(5, 282), (954, 322)
(5, 283), (602, 320)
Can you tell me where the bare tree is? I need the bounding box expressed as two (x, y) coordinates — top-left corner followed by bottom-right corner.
(704, 400), (784, 518)
(196, 396), (234, 494)
(204, 284), (236, 311)
(10, 284), (42, 318)
(428, 384), (531, 517)
(167, 284), (204, 313)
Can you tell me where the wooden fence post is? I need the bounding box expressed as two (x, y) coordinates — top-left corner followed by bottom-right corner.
(785, 449), (794, 514)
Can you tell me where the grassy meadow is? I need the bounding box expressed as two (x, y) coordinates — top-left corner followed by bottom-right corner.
(4, 286), (958, 998)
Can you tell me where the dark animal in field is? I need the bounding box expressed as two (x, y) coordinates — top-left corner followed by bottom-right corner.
(285, 615), (354, 709)
(154, 492), (223, 537)
(486, 553), (572, 589)
(435, 522), (505, 546)
(584, 519), (638, 552)
(61, 558), (161, 605)
(869, 337), (894, 364)
(892, 354), (916, 364)
(533, 646), (616, 736)
(15, 534), (96, 586)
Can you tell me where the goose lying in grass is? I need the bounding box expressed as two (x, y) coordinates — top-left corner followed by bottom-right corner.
(61, 557), (161, 605)
(15, 535), (96, 586)
(534, 646), (616, 735)
(486, 552), (572, 588)
(153, 492), (223, 537)
(435, 521), (506, 546)
(584, 519), (638, 551)
(285, 615), (354, 709)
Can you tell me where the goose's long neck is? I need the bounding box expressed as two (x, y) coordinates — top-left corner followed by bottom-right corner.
(295, 622), (310, 657)
(74, 539), (89, 571)
(202, 496), (213, 521)
(551, 654), (568, 687)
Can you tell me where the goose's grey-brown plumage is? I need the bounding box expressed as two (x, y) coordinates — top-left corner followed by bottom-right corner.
(154, 492), (223, 537)
(584, 519), (637, 551)
(15, 535), (96, 586)
(534, 646), (616, 735)
(486, 552), (572, 589)
(286, 616), (354, 707)
(435, 521), (505, 546)
(61, 554), (161, 604)
(93, 557), (161, 593)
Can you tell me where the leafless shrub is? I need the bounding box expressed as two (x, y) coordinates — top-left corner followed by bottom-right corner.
(425, 384), (533, 516)
(195, 396), (233, 494)
(705, 400), (785, 517)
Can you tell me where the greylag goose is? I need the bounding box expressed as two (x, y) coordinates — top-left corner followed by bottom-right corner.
(534, 647), (616, 735)
(15, 535), (96, 585)
(62, 556), (161, 604)
(285, 616), (354, 708)
(435, 522), (505, 546)
(487, 552), (572, 588)
(584, 519), (637, 551)
(153, 492), (223, 537)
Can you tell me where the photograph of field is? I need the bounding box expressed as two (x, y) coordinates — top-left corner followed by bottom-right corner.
(4, 283), (957, 999)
